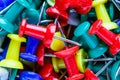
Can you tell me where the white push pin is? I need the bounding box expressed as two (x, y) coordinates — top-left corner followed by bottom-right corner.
(0, 67), (9, 80)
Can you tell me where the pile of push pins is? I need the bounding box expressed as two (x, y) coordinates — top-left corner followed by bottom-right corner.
(0, 0), (120, 80)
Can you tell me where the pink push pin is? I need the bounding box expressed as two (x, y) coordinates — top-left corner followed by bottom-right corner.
(55, 46), (84, 80)
(89, 20), (120, 55)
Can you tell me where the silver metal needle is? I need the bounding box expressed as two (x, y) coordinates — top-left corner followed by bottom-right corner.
(96, 60), (113, 76)
(54, 36), (81, 46)
(37, 1), (46, 26)
(84, 58), (115, 62)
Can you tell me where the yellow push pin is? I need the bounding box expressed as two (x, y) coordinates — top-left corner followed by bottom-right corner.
(0, 34), (26, 69)
(52, 57), (66, 73)
(50, 32), (65, 51)
(92, 0), (118, 30)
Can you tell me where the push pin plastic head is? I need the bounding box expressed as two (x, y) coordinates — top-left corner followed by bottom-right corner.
(20, 36), (40, 62)
(19, 71), (43, 80)
(74, 21), (98, 49)
(0, 0), (32, 33)
(39, 63), (58, 79)
(89, 20), (120, 55)
(0, 67), (9, 80)
(50, 32), (65, 51)
(92, 0), (118, 30)
(0, 34), (26, 69)
(19, 18), (56, 48)
(85, 68), (99, 80)
(52, 57), (65, 72)
(19, 19), (81, 48)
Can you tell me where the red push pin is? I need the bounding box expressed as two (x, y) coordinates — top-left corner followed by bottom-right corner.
(46, 0), (92, 26)
(55, 46), (84, 80)
(19, 19), (81, 48)
(39, 63), (59, 80)
(84, 68), (99, 80)
(89, 20), (120, 55)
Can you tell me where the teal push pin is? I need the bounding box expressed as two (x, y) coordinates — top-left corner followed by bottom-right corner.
(111, 60), (120, 80)
(74, 21), (98, 49)
(0, 0), (32, 33)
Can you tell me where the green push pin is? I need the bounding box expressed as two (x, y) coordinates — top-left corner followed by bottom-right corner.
(0, 0), (34, 34)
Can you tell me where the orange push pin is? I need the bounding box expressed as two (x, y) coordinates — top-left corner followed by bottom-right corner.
(0, 34), (26, 69)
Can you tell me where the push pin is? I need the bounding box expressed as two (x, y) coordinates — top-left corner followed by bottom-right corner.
(19, 71), (43, 80)
(52, 57), (66, 73)
(111, 60), (120, 80)
(39, 63), (59, 79)
(0, 0), (33, 33)
(89, 20), (120, 55)
(20, 36), (40, 62)
(55, 46), (85, 80)
(74, 21), (108, 58)
(76, 48), (115, 73)
(46, 0), (92, 26)
(19, 18), (81, 48)
(92, 0), (118, 30)
(0, 34), (26, 69)
(84, 68), (99, 80)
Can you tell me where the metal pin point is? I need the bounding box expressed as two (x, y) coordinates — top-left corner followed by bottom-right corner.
(40, 20), (53, 24)
(96, 60), (113, 76)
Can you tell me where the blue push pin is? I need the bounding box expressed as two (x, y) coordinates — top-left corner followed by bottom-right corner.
(19, 71), (43, 80)
(0, 46), (8, 60)
(0, 0), (14, 11)
(20, 36), (40, 62)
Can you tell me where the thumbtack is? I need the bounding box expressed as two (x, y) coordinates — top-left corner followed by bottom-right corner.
(92, 0), (118, 30)
(19, 19), (81, 48)
(84, 68), (99, 80)
(111, 60), (120, 80)
(55, 46), (85, 79)
(52, 57), (66, 73)
(20, 36), (40, 62)
(74, 21), (98, 49)
(19, 71), (43, 80)
(89, 20), (120, 55)
(76, 48), (115, 73)
(39, 63), (59, 79)
(0, 0), (32, 33)
(0, 67), (9, 80)
(0, 34), (26, 69)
